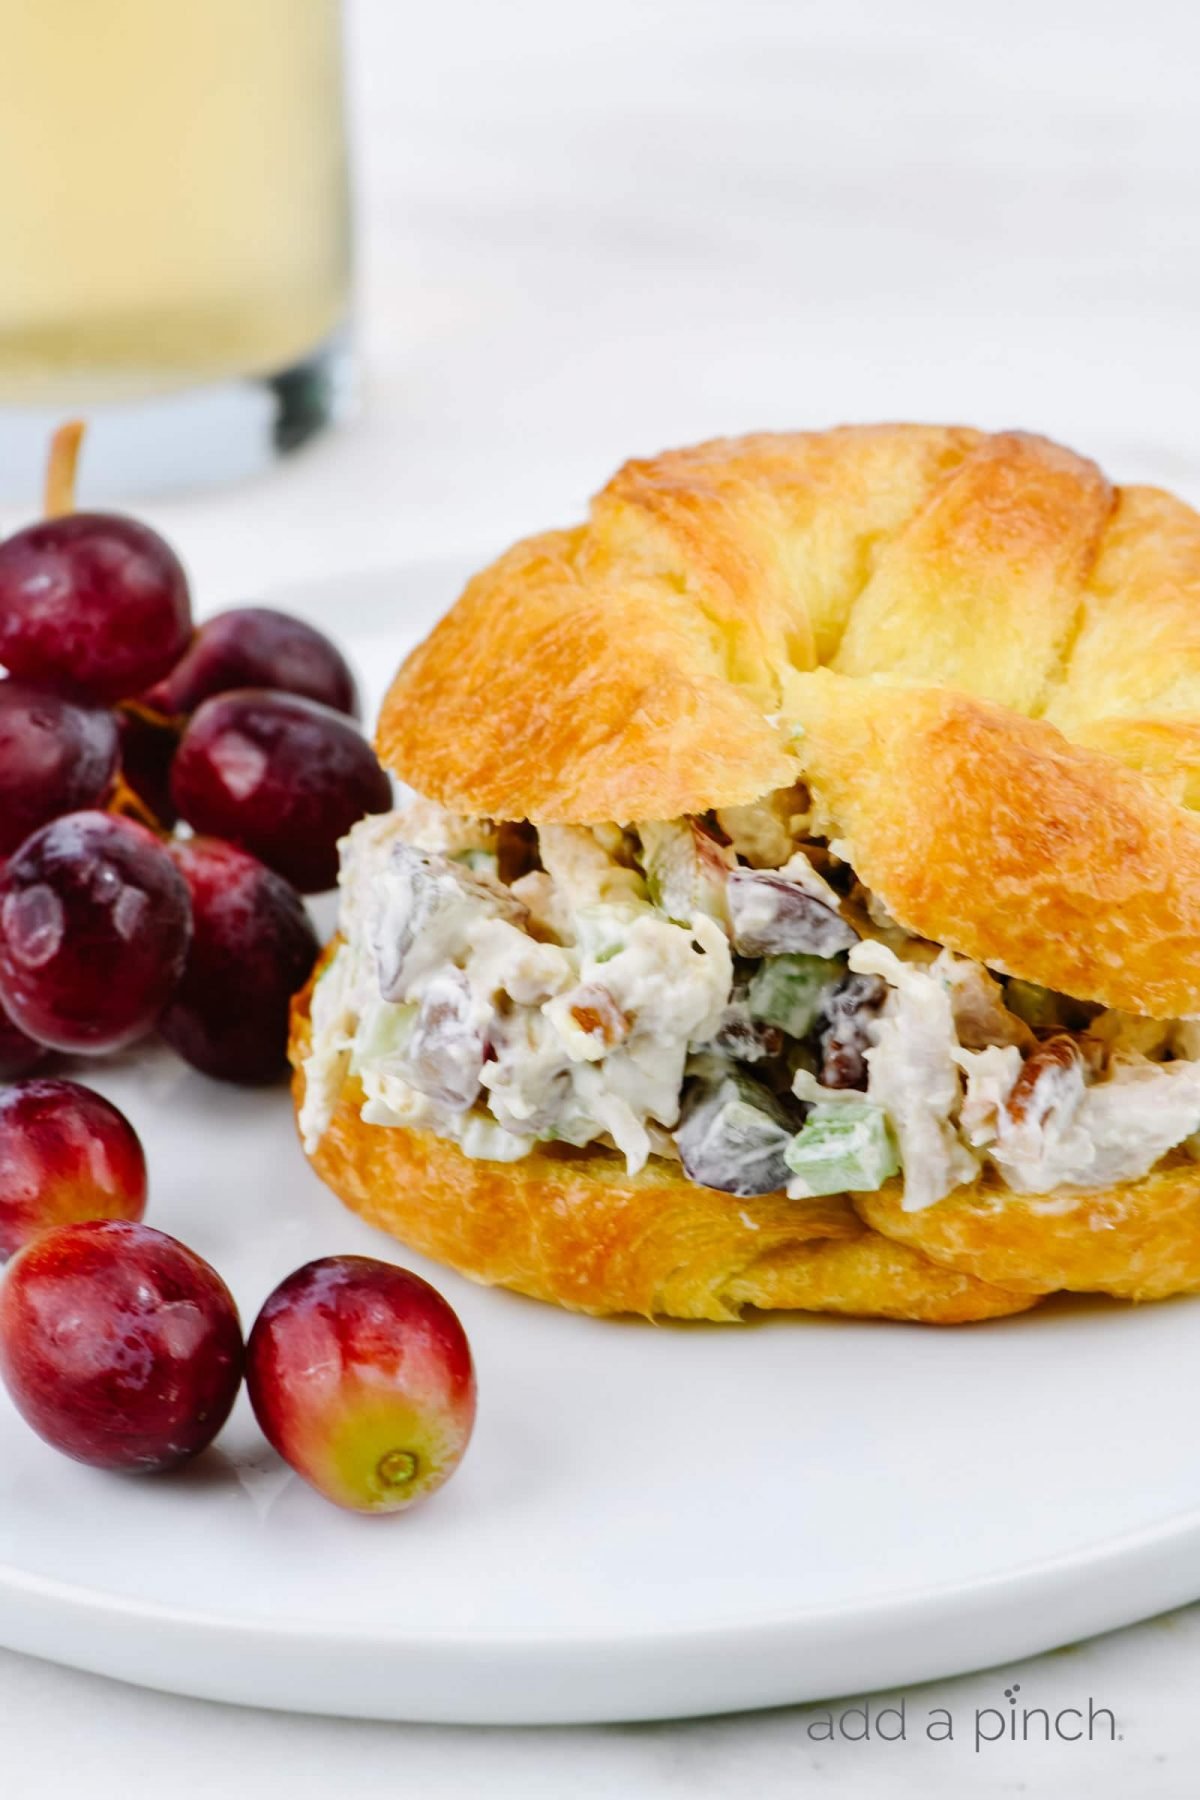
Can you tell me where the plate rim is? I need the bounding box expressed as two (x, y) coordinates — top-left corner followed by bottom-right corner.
(1, 1487), (1199, 1645)
(2, 1496), (1200, 1720)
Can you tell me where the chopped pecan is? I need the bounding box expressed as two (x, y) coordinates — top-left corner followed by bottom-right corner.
(1003, 1034), (1086, 1131)
(567, 984), (631, 1048)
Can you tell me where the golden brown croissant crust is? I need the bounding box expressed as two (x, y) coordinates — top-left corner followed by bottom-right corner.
(380, 425), (1200, 1016)
(291, 974), (1200, 1320)
(290, 977), (1037, 1324)
(291, 425), (1200, 1324)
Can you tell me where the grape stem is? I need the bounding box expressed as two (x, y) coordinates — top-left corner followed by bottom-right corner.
(44, 420), (86, 518)
(107, 768), (166, 836)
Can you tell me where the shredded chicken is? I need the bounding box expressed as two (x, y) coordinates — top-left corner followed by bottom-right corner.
(968, 1046), (1200, 1195)
(843, 941), (981, 1211)
(300, 794), (1200, 1212)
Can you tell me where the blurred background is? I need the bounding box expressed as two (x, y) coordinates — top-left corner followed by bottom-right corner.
(3, 0), (1198, 604)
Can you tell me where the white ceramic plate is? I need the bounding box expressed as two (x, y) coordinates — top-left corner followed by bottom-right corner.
(2, 559), (1200, 1725)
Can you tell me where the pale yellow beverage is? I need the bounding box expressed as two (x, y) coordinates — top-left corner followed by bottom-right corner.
(0, 0), (351, 403)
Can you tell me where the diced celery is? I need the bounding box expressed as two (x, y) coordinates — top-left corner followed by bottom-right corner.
(1004, 979), (1063, 1030)
(351, 1001), (417, 1072)
(641, 821), (691, 920)
(783, 1102), (899, 1197)
(1005, 977), (1100, 1034)
(747, 953), (838, 1038)
(451, 848), (500, 878)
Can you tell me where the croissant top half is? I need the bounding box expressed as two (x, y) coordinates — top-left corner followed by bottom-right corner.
(379, 425), (1200, 1018)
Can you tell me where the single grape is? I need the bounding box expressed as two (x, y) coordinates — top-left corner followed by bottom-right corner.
(160, 837), (319, 1084)
(675, 1066), (798, 1196)
(246, 1256), (477, 1514)
(0, 1220), (243, 1472)
(0, 811), (192, 1052)
(0, 993), (49, 1080)
(0, 1079), (146, 1259)
(170, 691), (392, 893)
(727, 867), (859, 958)
(115, 706), (180, 828)
(0, 679), (119, 857)
(145, 607), (359, 719)
(0, 513), (192, 703)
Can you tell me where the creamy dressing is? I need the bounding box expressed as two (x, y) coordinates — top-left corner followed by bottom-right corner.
(302, 809), (730, 1173)
(300, 796), (1200, 1211)
(791, 940), (1200, 1210)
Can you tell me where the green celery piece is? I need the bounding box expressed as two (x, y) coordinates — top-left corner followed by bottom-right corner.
(1004, 978), (1063, 1030)
(641, 821), (694, 921)
(784, 1102), (899, 1197)
(747, 953), (839, 1038)
(351, 1002), (417, 1072)
(451, 849), (500, 877)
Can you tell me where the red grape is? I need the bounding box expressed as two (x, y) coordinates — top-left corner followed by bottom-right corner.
(145, 607), (359, 719)
(0, 1079), (146, 1259)
(0, 1220), (242, 1472)
(0, 994), (48, 1080)
(171, 691), (392, 892)
(246, 1257), (477, 1514)
(0, 513), (192, 703)
(0, 679), (119, 856)
(0, 811), (192, 1052)
(160, 838), (319, 1084)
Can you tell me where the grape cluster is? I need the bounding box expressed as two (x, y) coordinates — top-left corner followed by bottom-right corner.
(0, 426), (391, 1083)
(0, 431), (476, 1513)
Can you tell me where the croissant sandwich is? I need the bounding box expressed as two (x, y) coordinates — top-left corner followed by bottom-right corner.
(291, 424), (1200, 1324)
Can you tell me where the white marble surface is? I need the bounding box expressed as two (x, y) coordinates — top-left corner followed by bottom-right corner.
(6, 0), (1200, 1790)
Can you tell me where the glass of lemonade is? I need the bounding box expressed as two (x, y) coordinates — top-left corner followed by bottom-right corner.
(0, 0), (353, 497)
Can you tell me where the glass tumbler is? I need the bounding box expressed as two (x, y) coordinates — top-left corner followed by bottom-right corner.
(0, 0), (353, 498)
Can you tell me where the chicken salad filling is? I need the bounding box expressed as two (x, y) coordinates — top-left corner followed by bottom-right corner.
(300, 792), (1200, 1212)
